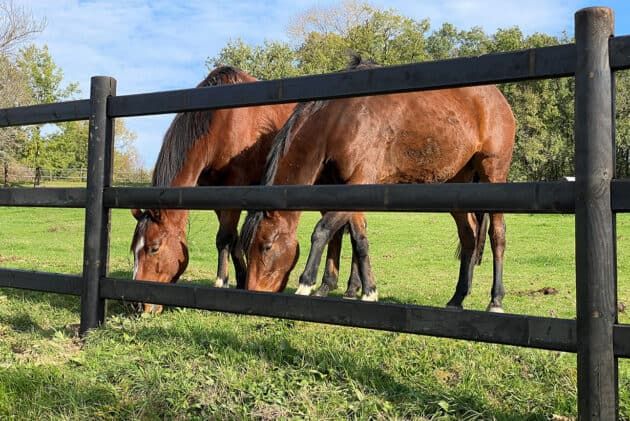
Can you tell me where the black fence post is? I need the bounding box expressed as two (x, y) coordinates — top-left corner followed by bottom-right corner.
(574, 7), (618, 420)
(80, 76), (117, 335)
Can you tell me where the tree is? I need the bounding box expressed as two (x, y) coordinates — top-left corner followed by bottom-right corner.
(16, 44), (80, 183)
(210, 39), (298, 80)
(0, 0), (44, 56)
(17, 44), (78, 104)
(0, 0), (43, 185)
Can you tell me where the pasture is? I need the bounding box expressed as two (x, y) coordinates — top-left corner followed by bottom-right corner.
(0, 205), (628, 419)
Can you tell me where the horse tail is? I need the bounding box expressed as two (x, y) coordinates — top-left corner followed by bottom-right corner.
(455, 212), (490, 266)
(473, 212), (489, 265)
(454, 171), (489, 265)
(453, 212), (488, 265)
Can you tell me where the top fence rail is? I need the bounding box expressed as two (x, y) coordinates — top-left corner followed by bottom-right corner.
(2, 36), (629, 128)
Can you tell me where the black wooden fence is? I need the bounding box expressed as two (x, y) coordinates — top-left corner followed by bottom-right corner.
(0, 7), (629, 419)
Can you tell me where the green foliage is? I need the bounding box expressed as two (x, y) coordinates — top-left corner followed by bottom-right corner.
(212, 39), (299, 80)
(16, 44), (78, 104)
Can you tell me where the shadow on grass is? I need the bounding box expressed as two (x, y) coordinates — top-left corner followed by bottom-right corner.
(0, 288), (79, 313)
(0, 311), (57, 339)
(125, 319), (552, 420)
(0, 366), (118, 417)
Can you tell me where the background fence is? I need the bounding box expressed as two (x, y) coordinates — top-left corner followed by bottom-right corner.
(2, 165), (150, 186)
(0, 7), (628, 419)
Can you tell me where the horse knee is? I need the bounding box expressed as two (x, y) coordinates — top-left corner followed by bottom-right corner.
(352, 234), (370, 258)
(310, 226), (330, 246)
(489, 223), (506, 251)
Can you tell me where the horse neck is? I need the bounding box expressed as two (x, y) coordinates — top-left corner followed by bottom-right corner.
(160, 208), (189, 234)
(271, 135), (325, 186)
(168, 129), (217, 188)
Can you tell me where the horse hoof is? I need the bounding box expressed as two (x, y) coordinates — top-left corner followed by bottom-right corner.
(214, 278), (229, 288)
(361, 290), (379, 302)
(445, 303), (463, 310)
(342, 294), (358, 300)
(487, 304), (504, 313)
(313, 287), (329, 297)
(295, 284), (313, 296)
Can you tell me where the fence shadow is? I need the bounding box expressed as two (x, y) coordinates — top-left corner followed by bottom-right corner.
(126, 319), (553, 420)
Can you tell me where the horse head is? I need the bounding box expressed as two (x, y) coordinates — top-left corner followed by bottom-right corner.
(241, 210), (300, 292)
(130, 208), (189, 313)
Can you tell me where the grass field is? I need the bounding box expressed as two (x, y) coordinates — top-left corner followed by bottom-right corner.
(0, 205), (629, 419)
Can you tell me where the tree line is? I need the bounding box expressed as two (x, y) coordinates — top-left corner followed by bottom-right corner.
(208, 1), (630, 181)
(0, 1), (142, 187)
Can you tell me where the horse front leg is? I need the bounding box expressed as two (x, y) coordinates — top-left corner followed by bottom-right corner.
(295, 212), (352, 296)
(313, 228), (342, 297)
(343, 251), (362, 299)
(214, 210), (242, 288)
(348, 212), (377, 301)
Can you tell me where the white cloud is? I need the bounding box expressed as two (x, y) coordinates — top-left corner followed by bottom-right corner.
(19, 0), (586, 167)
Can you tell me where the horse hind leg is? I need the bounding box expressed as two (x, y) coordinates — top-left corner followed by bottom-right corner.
(486, 213), (506, 312)
(475, 153), (510, 313)
(446, 212), (479, 309)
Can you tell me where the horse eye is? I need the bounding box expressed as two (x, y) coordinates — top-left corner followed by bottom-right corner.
(261, 242), (272, 252)
(148, 244), (160, 255)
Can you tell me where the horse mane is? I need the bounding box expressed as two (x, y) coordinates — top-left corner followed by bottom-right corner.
(151, 66), (254, 187)
(241, 55), (379, 253)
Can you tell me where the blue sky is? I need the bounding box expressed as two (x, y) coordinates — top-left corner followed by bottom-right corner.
(19, 0), (630, 167)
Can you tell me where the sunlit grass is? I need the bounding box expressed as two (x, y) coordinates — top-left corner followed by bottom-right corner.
(0, 206), (628, 419)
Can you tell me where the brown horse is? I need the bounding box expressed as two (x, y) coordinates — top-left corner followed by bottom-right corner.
(241, 57), (516, 312)
(129, 66), (297, 313)
(130, 66), (359, 313)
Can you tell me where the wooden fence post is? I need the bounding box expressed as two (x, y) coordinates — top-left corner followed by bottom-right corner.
(574, 7), (618, 420)
(80, 76), (116, 335)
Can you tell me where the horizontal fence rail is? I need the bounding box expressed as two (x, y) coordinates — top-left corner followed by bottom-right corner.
(99, 277), (630, 358)
(609, 35), (630, 70)
(104, 182), (575, 213)
(0, 180), (629, 212)
(0, 188), (86, 208)
(0, 99), (90, 128)
(109, 44), (577, 118)
(0, 268), (82, 295)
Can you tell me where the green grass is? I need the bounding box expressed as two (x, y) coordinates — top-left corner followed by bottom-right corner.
(0, 207), (628, 419)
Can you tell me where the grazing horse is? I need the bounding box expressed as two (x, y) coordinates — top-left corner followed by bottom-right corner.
(241, 57), (516, 312)
(129, 66), (297, 313)
(130, 66), (357, 313)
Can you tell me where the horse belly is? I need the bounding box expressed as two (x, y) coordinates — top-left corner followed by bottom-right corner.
(382, 134), (476, 184)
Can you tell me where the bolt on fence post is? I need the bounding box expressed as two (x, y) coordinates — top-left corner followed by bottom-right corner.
(574, 7), (618, 420)
(80, 76), (117, 335)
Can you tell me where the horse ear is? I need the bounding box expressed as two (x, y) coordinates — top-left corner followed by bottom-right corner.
(131, 209), (143, 221)
(263, 210), (278, 219)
